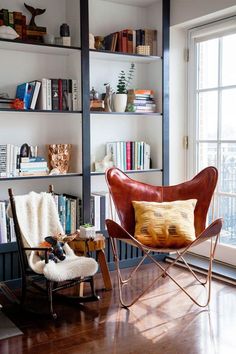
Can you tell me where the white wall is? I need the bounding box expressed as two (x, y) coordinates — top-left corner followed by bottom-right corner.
(169, 0), (236, 184)
(171, 0), (236, 27)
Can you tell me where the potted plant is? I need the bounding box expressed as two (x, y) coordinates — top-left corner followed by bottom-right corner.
(113, 63), (135, 112)
(79, 223), (96, 239)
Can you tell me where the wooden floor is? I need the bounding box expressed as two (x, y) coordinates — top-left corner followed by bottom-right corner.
(0, 262), (236, 354)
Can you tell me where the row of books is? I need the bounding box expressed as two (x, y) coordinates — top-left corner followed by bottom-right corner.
(0, 191), (119, 244)
(15, 78), (79, 111)
(52, 193), (82, 235)
(106, 141), (151, 171)
(0, 193), (80, 244)
(0, 201), (16, 244)
(90, 192), (119, 232)
(103, 28), (157, 55)
(0, 145), (47, 178)
(0, 8), (46, 41)
(127, 89), (157, 113)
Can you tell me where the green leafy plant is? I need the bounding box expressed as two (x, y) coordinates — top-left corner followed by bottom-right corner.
(81, 223), (93, 228)
(116, 63), (135, 94)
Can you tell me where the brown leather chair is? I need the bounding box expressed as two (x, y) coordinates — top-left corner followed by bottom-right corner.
(105, 167), (223, 308)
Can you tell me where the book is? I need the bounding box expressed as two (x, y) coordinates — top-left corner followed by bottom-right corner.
(51, 79), (59, 110)
(21, 156), (46, 163)
(0, 201), (7, 244)
(20, 162), (47, 169)
(16, 81), (35, 109)
(30, 81), (41, 109)
(37, 78), (51, 110)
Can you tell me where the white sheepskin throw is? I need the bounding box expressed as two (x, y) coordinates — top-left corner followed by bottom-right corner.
(11, 192), (98, 280)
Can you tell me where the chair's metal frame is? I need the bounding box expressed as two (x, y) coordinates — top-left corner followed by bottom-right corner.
(8, 188), (99, 319)
(105, 168), (223, 308)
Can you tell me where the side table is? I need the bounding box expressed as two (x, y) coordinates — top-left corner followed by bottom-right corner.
(69, 234), (112, 291)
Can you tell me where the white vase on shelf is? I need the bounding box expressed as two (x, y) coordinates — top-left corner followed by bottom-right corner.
(113, 93), (127, 112)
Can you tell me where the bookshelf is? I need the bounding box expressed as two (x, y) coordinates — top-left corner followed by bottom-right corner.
(0, 0), (169, 280)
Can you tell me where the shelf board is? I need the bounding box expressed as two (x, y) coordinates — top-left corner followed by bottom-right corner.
(0, 38), (81, 55)
(0, 173), (82, 181)
(90, 111), (162, 116)
(90, 49), (161, 63)
(0, 108), (82, 114)
(91, 168), (163, 176)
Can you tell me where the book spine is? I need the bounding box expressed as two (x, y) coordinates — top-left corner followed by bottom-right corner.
(2, 9), (9, 25)
(58, 78), (63, 111)
(70, 199), (77, 233)
(72, 79), (78, 111)
(51, 79), (59, 110)
(126, 141), (131, 170)
(65, 197), (71, 234)
(144, 143), (151, 170)
(127, 29), (133, 54)
(0, 202), (7, 244)
(67, 79), (73, 111)
(8, 12), (14, 28)
(62, 79), (68, 110)
(30, 81), (41, 109)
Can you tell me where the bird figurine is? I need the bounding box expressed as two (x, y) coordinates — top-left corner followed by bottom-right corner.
(24, 3), (46, 28)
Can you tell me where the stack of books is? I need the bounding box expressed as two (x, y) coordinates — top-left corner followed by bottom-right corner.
(0, 96), (14, 109)
(102, 28), (157, 55)
(19, 156), (48, 177)
(127, 89), (156, 113)
(26, 25), (46, 43)
(0, 8), (47, 42)
(106, 141), (151, 171)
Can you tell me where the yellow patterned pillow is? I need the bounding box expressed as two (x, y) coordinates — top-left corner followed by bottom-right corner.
(132, 199), (197, 248)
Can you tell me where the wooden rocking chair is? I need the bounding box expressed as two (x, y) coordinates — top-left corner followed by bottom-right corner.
(8, 188), (99, 319)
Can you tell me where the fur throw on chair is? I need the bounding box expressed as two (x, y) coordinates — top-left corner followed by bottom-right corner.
(8, 192), (98, 281)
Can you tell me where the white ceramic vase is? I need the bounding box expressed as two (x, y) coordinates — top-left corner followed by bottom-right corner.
(113, 93), (127, 112)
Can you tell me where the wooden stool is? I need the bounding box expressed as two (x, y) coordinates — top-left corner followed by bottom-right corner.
(69, 234), (112, 291)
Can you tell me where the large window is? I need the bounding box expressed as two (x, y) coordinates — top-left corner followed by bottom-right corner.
(188, 19), (236, 264)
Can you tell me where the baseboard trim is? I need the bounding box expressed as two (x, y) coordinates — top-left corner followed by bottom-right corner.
(165, 253), (236, 285)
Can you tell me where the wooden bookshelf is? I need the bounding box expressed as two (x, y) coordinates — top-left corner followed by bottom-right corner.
(0, 0), (170, 280)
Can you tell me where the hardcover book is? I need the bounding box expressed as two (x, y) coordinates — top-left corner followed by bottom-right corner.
(16, 81), (41, 110)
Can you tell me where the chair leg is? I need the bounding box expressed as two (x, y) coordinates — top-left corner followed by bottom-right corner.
(111, 234), (219, 308)
(47, 280), (57, 319)
(21, 275), (27, 305)
(89, 277), (100, 301)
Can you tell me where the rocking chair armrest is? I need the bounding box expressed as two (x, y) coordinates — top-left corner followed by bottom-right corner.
(23, 247), (53, 264)
(23, 247), (53, 251)
(196, 218), (223, 242)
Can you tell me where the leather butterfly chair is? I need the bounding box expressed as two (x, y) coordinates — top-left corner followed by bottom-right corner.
(105, 167), (223, 308)
(8, 188), (99, 319)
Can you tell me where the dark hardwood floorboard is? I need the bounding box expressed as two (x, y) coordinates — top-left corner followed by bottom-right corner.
(0, 263), (236, 354)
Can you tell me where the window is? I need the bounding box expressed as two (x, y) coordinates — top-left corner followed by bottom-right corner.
(188, 18), (236, 265)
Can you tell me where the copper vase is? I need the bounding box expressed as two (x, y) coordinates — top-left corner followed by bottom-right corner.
(48, 144), (72, 174)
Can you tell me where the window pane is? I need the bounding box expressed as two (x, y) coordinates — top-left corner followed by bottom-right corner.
(198, 38), (218, 89)
(218, 195), (236, 246)
(220, 143), (236, 193)
(198, 91), (218, 140)
(197, 143), (217, 171)
(221, 88), (236, 140)
(222, 33), (236, 86)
